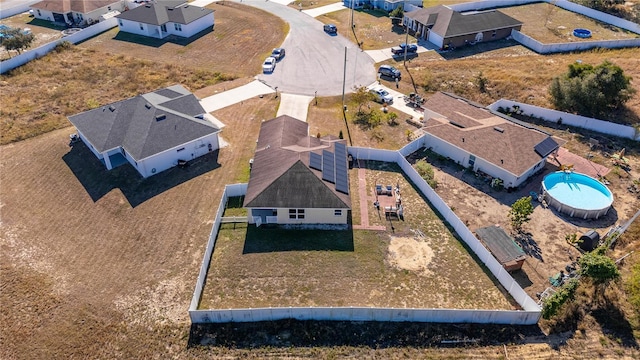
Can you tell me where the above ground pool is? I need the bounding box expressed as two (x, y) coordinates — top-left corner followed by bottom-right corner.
(542, 171), (613, 219)
(573, 28), (592, 38)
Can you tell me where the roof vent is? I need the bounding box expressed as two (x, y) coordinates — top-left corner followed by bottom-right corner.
(155, 114), (166, 121)
(494, 126), (504, 133)
(195, 114), (204, 119)
(168, 7), (173, 11)
(145, 5), (151, 8)
(449, 120), (465, 128)
(145, 103), (151, 109)
(108, 105), (116, 112)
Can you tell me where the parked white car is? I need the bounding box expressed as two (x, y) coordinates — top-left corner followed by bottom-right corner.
(262, 57), (276, 73)
(369, 87), (394, 104)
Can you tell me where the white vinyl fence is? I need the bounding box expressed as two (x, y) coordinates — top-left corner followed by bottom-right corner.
(189, 183), (247, 312)
(488, 99), (640, 141)
(189, 145), (541, 325)
(0, 17), (118, 74)
(0, 1), (40, 19)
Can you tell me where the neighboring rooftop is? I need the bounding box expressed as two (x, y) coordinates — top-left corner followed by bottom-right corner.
(116, 1), (213, 26)
(406, 5), (522, 37)
(243, 115), (351, 209)
(423, 92), (562, 176)
(31, 0), (119, 13)
(68, 84), (219, 161)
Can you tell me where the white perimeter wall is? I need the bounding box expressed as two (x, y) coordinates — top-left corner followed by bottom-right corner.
(189, 144), (542, 325)
(0, 17), (118, 74)
(488, 99), (639, 141)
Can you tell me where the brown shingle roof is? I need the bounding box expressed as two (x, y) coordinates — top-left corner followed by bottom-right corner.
(423, 92), (558, 176)
(244, 115), (351, 209)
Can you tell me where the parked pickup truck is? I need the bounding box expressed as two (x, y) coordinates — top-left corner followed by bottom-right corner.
(391, 43), (418, 55)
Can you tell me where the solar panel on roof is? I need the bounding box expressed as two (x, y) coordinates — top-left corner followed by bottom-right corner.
(322, 150), (335, 183)
(334, 143), (349, 194)
(309, 152), (322, 171)
(534, 137), (559, 157)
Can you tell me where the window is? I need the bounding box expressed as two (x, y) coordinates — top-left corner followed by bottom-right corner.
(334, 210), (342, 216)
(177, 147), (185, 152)
(492, 30), (497, 38)
(289, 209), (305, 219)
(161, 24), (166, 32)
(37, 9), (41, 16)
(468, 155), (476, 167)
(139, 23), (143, 31)
(174, 23), (182, 31)
(118, 19), (123, 27)
(108, 6), (111, 11)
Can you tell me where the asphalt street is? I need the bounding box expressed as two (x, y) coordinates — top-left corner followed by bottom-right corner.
(249, 0), (377, 96)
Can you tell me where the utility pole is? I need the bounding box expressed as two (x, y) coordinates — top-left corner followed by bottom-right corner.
(341, 47), (353, 146)
(403, 0), (408, 67)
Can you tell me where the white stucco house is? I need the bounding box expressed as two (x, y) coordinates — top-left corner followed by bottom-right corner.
(30, 0), (124, 26)
(115, 1), (214, 39)
(67, 85), (221, 178)
(421, 92), (563, 189)
(243, 116), (351, 226)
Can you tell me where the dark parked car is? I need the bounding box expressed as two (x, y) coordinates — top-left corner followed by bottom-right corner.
(323, 24), (337, 34)
(378, 64), (401, 80)
(391, 43), (418, 55)
(271, 48), (285, 61)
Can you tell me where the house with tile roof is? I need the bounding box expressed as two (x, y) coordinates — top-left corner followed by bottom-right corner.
(243, 115), (351, 226)
(116, 1), (214, 39)
(30, 0), (124, 26)
(421, 92), (562, 189)
(403, 5), (522, 49)
(68, 84), (221, 178)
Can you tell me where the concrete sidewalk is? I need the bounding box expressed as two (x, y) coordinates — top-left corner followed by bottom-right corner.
(199, 80), (274, 113)
(365, 82), (425, 120)
(276, 93), (313, 121)
(302, 2), (346, 17)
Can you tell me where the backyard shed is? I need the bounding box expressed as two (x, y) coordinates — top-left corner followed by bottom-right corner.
(475, 225), (526, 271)
(579, 230), (600, 251)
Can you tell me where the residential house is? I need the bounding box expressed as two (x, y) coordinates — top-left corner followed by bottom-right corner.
(403, 5), (522, 49)
(30, 0), (124, 26)
(68, 85), (221, 178)
(421, 92), (562, 189)
(116, 1), (214, 39)
(244, 115), (351, 226)
(343, 0), (422, 12)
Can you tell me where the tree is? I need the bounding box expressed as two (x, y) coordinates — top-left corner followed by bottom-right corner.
(415, 159), (437, 188)
(0, 28), (35, 56)
(549, 60), (635, 118)
(579, 251), (620, 302)
(389, 6), (404, 19)
(474, 71), (489, 93)
(508, 196), (534, 232)
(350, 86), (374, 114)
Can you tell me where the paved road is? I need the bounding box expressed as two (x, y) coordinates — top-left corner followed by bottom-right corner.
(249, 0), (376, 96)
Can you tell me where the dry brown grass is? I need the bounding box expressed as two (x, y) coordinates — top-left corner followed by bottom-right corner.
(0, 46), (232, 145)
(200, 161), (514, 311)
(318, 8), (417, 50)
(77, 2), (287, 76)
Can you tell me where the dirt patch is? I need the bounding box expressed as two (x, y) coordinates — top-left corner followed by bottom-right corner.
(387, 236), (434, 275)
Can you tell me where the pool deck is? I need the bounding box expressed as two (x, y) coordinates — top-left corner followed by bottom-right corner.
(550, 148), (610, 178)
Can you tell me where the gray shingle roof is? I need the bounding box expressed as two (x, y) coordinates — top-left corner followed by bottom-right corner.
(116, 2), (213, 26)
(244, 115), (351, 209)
(68, 85), (219, 161)
(31, 0), (120, 14)
(405, 5), (522, 38)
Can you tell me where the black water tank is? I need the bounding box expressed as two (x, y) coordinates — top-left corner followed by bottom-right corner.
(579, 230), (600, 251)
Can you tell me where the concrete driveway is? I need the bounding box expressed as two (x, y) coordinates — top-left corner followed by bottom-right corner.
(249, 1), (376, 96)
